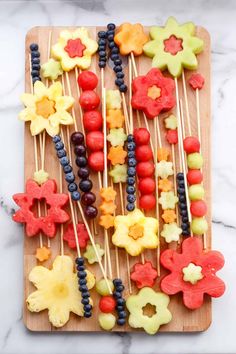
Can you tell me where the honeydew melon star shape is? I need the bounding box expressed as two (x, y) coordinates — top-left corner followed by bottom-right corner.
(143, 17), (204, 78)
(19, 81), (74, 137)
(51, 28), (98, 71)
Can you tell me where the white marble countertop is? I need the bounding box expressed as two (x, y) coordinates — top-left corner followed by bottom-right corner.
(0, 0), (235, 353)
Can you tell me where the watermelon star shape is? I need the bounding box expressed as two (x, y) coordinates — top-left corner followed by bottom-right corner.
(84, 243), (105, 264)
(19, 81), (74, 136)
(63, 223), (89, 250)
(131, 261), (158, 289)
(156, 160), (174, 179)
(107, 128), (127, 147)
(41, 58), (63, 80)
(161, 222), (182, 243)
(161, 237), (226, 309)
(26, 255), (95, 327)
(12, 179), (70, 237)
(52, 28), (98, 71)
(159, 191), (178, 210)
(143, 16), (204, 77)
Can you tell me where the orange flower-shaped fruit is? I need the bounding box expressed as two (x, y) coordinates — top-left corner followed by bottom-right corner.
(162, 209), (176, 223)
(114, 23), (149, 56)
(158, 178), (172, 192)
(108, 146), (127, 165)
(99, 214), (115, 229)
(106, 109), (125, 129)
(35, 246), (51, 262)
(100, 187), (117, 202)
(157, 147), (170, 162)
(100, 201), (117, 215)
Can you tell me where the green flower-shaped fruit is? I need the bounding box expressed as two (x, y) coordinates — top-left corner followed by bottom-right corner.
(109, 164), (127, 183)
(156, 160), (174, 179)
(161, 222), (182, 243)
(191, 217), (208, 235)
(41, 58), (63, 80)
(183, 262), (203, 285)
(187, 152), (203, 169)
(143, 17), (204, 77)
(126, 287), (172, 335)
(159, 191), (178, 210)
(188, 184), (204, 201)
(84, 243), (104, 264)
(107, 128), (127, 147)
(165, 114), (178, 130)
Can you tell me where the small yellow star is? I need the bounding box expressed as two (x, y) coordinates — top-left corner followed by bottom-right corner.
(35, 246), (51, 262)
(34, 169), (49, 185)
(183, 262), (203, 285)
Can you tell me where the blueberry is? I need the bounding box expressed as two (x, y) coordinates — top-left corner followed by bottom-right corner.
(117, 298), (125, 306)
(99, 50), (106, 57)
(181, 222), (189, 230)
(98, 31), (107, 39)
(108, 41), (115, 49)
(114, 58), (122, 66)
(128, 151), (135, 158)
(32, 77), (41, 83)
(99, 61), (106, 68)
(127, 177), (135, 185)
(59, 156), (69, 166)
(30, 43), (39, 51)
(177, 187), (185, 195)
(76, 257), (84, 265)
(113, 278), (122, 287)
(111, 53), (119, 61)
(32, 64), (40, 70)
(84, 304), (92, 312)
(177, 172), (184, 181)
(178, 179), (185, 188)
(117, 318), (126, 326)
(76, 265), (84, 271)
(84, 311), (92, 318)
(63, 165), (72, 173)
(107, 23), (116, 30)
(79, 179), (93, 192)
(71, 191), (81, 201)
(78, 167), (90, 179)
(81, 192), (96, 206)
(78, 270), (87, 278)
(126, 203), (135, 212)
(127, 142), (136, 151)
(68, 183), (77, 192)
(118, 311), (127, 319)
(31, 70), (39, 77)
(180, 209), (187, 217)
(31, 51), (40, 58)
(65, 172), (75, 183)
(128, 158), (136, 167)
(85, 205), (98, 219)
(128, 167), (136, 177)
(53, 135), (61, 143)
(107, 34), (114, 41)
(79, 278), (87, 286)
(116, 305), (124, 312)
(32, 57), (40, 64)
(81, 298), (90, 305)
(182, 230), (190, 236)
(99, 55), (107, 61)
(79, 284), (88, 292)
(182, 216), (189, 223)
(116, 71), (124, 79)
(127, 134), (134, 142)
(98, 45), (106, 51)
(179, 202), (187, 210)
(98, 38), (106, 46)
(116, 285), (124, 292)
(74, 144), (86, 156)
(71, 131), (84, 145)
(107, 29), (115, 37)
(81, 291), (90, 298)
(127, 194), (136, 203)
(113, 65), (122, 73)
(76, 156), (87, 167)
(113, 291), (122, 299)
(111, 47), (119, 54)
(55, 141), (64, 150)
(126, 185), (135, 194)
(115, 78), (124, 86)
(179, 195), (186, 203)
(57, 149), (66, 158)
(119, 84), (127, 93)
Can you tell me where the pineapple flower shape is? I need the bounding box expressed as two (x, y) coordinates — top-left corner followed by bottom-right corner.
(161, 237), (226, 309)
(112, 208), (158, 256)
(19, 81), (74, 137)
(143, 17), (204, 78)
(126, 287), (172, 335)
(114, 23), (149, 56)
(12, 179), (70, 238)
(131, 68), (176, 119)
(52, 28), (98, 71)
(27, 255), (95, 328)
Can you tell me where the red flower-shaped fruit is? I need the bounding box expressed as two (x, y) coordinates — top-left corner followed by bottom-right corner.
(131, 68), (176, 119)
(64, 38), (86, 58)
(131, 261), (158, 289)
(13, 179), (69, 238)
(189, 73), (205, 90)
(63, 223), (89, 249)
(160, 237), (225, 309)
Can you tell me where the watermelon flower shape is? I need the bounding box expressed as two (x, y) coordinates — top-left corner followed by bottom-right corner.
(52, 28), (98, 71)
(131, 261), (158, 289)
(131, 68), (175, 119)
(63, 223), (89, 249)
(19, 81), (74, 136)
(126, 287), (172, 334)
(143, 17), (204, 77)
(27, 255), (95, 328)
(160, 237), (226, 309)
(12, 179), (70, 238)
(112, 208), (158, 256)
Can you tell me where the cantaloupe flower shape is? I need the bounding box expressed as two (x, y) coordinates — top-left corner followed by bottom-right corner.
(27, 255), (95, 328)
(19, 81), (74, 136)
(114, 23), (148, 56)
(52, 28), (98, 71)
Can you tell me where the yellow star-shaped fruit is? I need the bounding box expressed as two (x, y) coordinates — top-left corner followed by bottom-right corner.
(34, 169), (49, 185)
(183, 262), (204, 285)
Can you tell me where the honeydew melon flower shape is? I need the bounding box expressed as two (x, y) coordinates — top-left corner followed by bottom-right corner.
(52, 28), (98, 71)
(19, 81), (74, 137)
(143, 17), (204, 78)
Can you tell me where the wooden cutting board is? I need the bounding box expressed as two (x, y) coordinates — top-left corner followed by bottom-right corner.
(23, 26), (211, 332)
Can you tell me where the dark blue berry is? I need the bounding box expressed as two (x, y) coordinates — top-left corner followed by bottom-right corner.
(32, 64), (40, 71)
(126, 203), (135, 212)
(111, 47), (119, 54)
(72, 190), (80, 201)
(116, 285), (124, 292)
(81, 298), (90, 305)
(108, 41), (115, 49)
(84, 311), (92, 318)
(63, 165), (72, 173)
(98, 38), (106, 46)
(99, 50), (106, 57)
(115, 78), (124, 86)
(30, 43), (39, 51)
(180, 209), (187, 217)
(79, 278), (87, 286)
(78, 167), (90, 179)
(179, 195), (186, 203)
(128, 158), (137, 167)
(177, 172), (184, 181)
(107, 34), (114, 41)
(113, 65), (122, 73)
(71, 132), (84, 145)
(113, 278), (122, 287)
(178, 180), (185, 187)
(68, 183), (77, 192)
(182, 230), (190, 236)
(85, 205), (98, 219)
(114, 58), (122, 66)
(79, 284), (88, 292)
(31, 51), (40, 58)
(57, 149), (66, 158)
(31, 70), (39, 77)
(79, 179), (93, 192)
(116, 298), (125, 306)
(127, 142), (136, 151)
(53, 135), (61, 143)
(127, 177), (135, 185)
(99, 55), (107, 61)
(127, 134), (134, 142)
(116, 71), (124, 79)
(32, 77), (41, 83)
(107, 23), (116, 30)
(98, 45), (106, 51)
(126, 185), (135, 194)
(116, 305), (124, 312)
(179, 202), (187, 210)
(98, 31), (107, 39)
(127, 194), (136, 203)
(76, 257), (84, 265)
(119, 84), (127, 93)
(84, 304), (92, 312)
(177, 187), (185, 195)
(32, 57), (40, 64)
(78, 270), (87, 278)
(181, 222), (189, 231)
(82, 291), (90, 298)
(118, 311), (127, 319)
(74, 145), (86, 156)
(107, 29), (115, 36)
(128, 167), (136, 176)
(99, 61), (106, 68)
(76, 156), (87, 167)
(117, 318), (126, 326)
(76, 265), (84, 271)
(65, 172), (75, 183)
(113, 291), (122, 299)
(59, 156), (69, 166)
(111, 53), (119, 61)
(55, 141), (64, 150)
(128, 151), (135, 158)
(182, 216), (189, 223)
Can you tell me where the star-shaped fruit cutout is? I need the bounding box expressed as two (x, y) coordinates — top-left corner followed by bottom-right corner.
(189, 73), (205, 90)
(109, 164), (127, 183)
(157, 147), (170, 162)
(183, 262), (203, 285)
(108, 145), (127, 165)
(100, 187), (117, 202)
(161, 222), (182, 243)
(33, 169), (49, 185)
(99, 214), (115, 229)
(106, 90), (121, 109)
(106, 110), (125, 129)
(156, 161), (173, 179)
(99, 201), (117, 215)
(84, 243), (105, 264)
(162, 209), (176, 223)
(159, 191), (178, 210)
(114, 23), (148, 56)
(63, 223), (89, 249)
(41, 59), (63, 80)
(131, 261), (158, 289)
(35, 246), (51, 262)
(64, 38), (86, 58)
(165, 114), (178, 130)
(158, 178), (172, 192)
(107, 128), (127, 147)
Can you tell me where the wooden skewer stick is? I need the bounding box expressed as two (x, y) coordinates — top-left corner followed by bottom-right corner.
(182, 70), (192, 136)
(154, 118), (161, 276)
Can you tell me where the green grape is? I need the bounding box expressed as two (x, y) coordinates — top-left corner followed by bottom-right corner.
(98, 313), (116, 331)
(187, 153), (203, 169)
(96, 278), (114, 296)
(188, 184), (204, 201)
(191, 217), (208, 235)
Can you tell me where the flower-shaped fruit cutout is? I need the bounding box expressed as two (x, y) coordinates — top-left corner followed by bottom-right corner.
(12, 179), (69, 237)
(161, 237), (225, 309)
(107, 128), (127, 147)
(100, 201), (117, 215)
(52, 28), (98, 71)
(114, 23), (149, 56)
(19, 81), (74, 136)
(109, 164), (127, 183)
(99, 214), (115, 229)
(112, 208), (158, 256)
(27, 255), (95, 328)
(157, 147), (170, 162)
(63, 223), (89, 249)
(106, 109), (125, 129)
(158, 178), (172, 192)
(41, 59), (63, 80)
(100, 187), (117, 202)
(126, 287), (172, 334)
(108, 146), (127, 165)
(143, 17), (204, 78)
(189, 73), (205, 90)
(132, 68), (175, 119)
(35, 246), (51, 262)
(84, 243), (105, 264)
(131, 261), (158, 289)
(165, 114), (178, 130)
